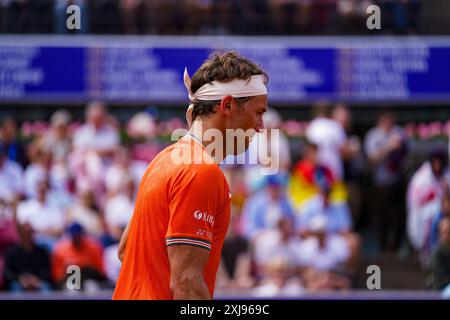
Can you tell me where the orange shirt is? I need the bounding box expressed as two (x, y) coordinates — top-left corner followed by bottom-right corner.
(113, 135), (231, 300)
(52, 237), (105, 283)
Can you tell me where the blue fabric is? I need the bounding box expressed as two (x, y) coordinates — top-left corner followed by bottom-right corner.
(298, 197), (352, 234)
(241, 189), (295, 239)
(430, 211), (444, 250)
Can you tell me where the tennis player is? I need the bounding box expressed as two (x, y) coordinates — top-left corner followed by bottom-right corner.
(112, 51), (268, 300)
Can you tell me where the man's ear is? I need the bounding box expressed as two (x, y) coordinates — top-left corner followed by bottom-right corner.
(186, 107), (193, 127)
(219, 95), (234, 117)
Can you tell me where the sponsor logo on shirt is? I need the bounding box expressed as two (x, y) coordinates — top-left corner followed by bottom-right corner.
(196, 228), (213, 240)
(193, 210), (214, 226)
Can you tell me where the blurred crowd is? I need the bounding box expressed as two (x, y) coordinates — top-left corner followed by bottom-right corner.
(0, 101), (449, 295)
(1, 0), (449, 35)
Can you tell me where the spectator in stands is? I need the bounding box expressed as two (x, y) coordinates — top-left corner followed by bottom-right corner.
(0, 143), (23, 289)
(251, 216), (304, 295)
(289, 139), (350, 216)
(43, 110), (72, 165)
(429, 193), (450, 251)
(52, 223), (106, 290)
(252, 257), (304, 297)
(3, 223), (51, 292)
(0, 148), (22, 289)
(0, 143), (24, 203)
(332, 104), (364, 226)
(73, 101), (119, 159)
(66, 189), (104, 238)
(297, 169), (360, 272)
(104, 147), (134, 196)
(23, 147), (52, 199)
(430, 217), (450, 290)
(16, 175), (65, 250)
(306, 103), (349, 181)
(297, 178), (352, 236)
(252, 216), (296, 271)
(0, 117), (29, 169)
(296, 215), (352, 290)
(217, 214), (254, 290)
(72, 101), (120, 202)
(41, 110), (73, 194)
(104, 177), (134, 239)
(407, 148), (450, 257)
(364, 109), (407, 253)
(240, 174), (295, 240)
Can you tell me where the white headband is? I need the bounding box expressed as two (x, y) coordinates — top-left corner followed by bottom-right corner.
(183, 68), (267, 110)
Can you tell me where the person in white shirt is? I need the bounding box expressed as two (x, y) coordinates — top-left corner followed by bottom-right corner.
(72, 102), (120, 204)
(104, 147), (139, 196)
(73, 102), (119, 157)
(0, 145), (24, 203)
(306, 104), (348, 181)
(23, 148), (52, 199)
(407, 148), (450, 258)
(296, 215), (350, 272)
(251, 216), (305, 296)
(295, 215), (352, 290)
(104, 178), (135, 240)
(16, 177), (65, 250)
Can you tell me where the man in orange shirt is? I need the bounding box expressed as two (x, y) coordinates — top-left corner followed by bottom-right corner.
(52, 223), (105, 288)
(113, 51), (268, 300)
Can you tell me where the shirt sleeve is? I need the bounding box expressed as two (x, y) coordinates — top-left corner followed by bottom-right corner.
(165, 165), (225, 251)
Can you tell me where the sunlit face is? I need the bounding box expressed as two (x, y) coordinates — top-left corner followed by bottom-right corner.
(227, 94), (268, 155)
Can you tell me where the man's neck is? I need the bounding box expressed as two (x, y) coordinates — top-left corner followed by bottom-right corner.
(188, 119), (226, 163)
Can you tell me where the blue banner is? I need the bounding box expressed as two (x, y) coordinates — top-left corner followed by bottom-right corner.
(0, 36), (449, 104)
